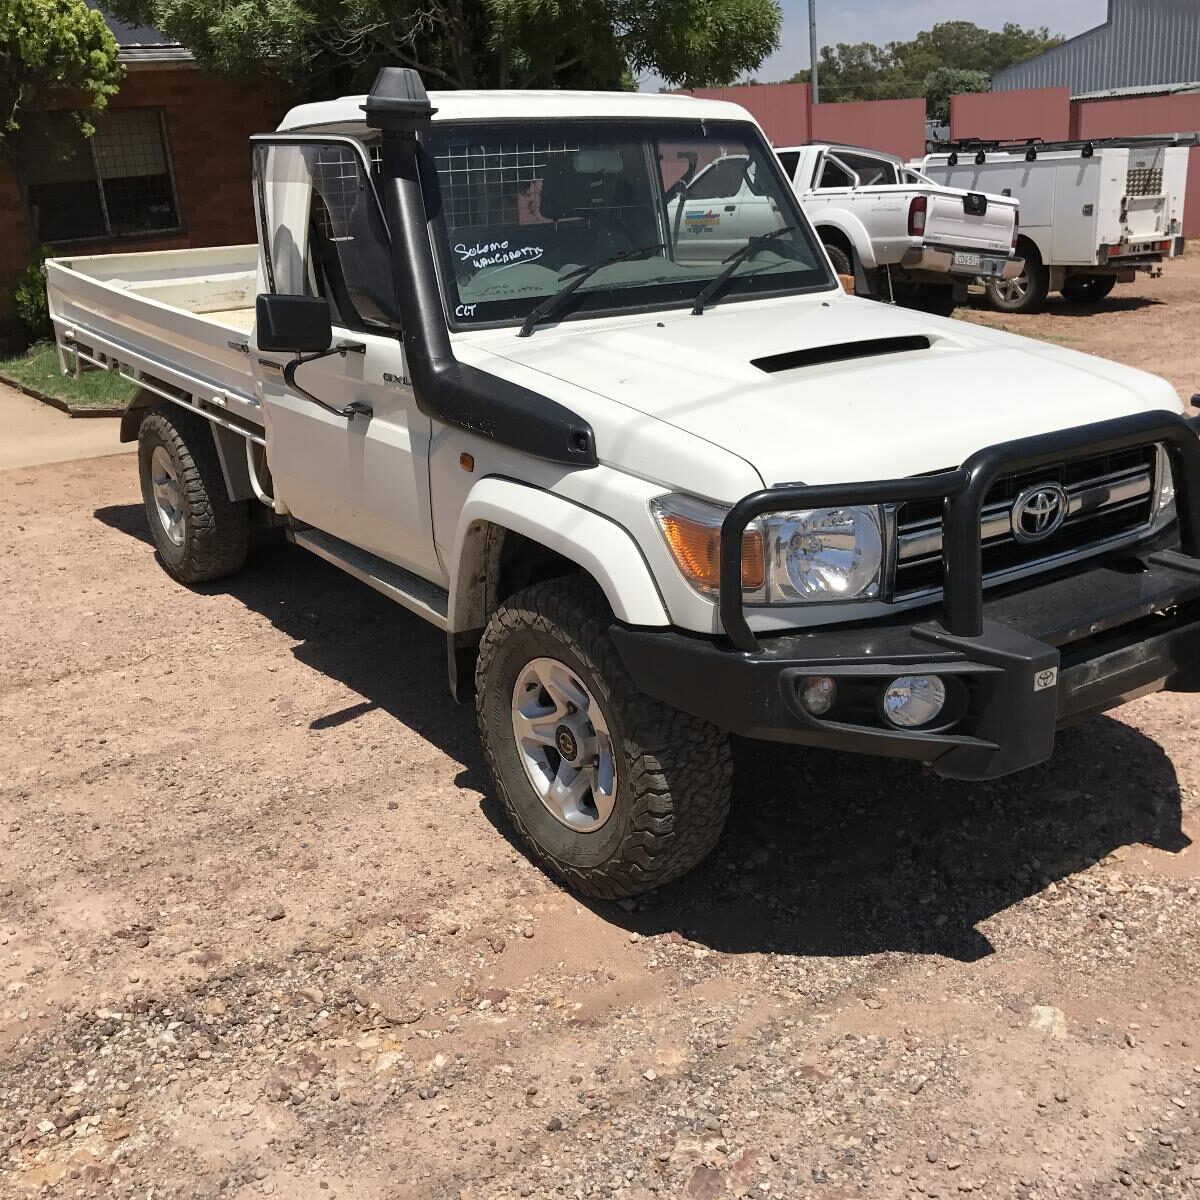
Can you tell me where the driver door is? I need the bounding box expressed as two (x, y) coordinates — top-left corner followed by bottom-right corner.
(250, 137), (440, 580)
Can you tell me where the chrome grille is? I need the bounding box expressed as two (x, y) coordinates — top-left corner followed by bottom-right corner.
(1126, 166), (1163, 197)
(893, 444), (1159, 597)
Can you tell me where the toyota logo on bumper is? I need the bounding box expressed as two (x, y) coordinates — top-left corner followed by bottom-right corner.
(1011, 483), (1069, 544)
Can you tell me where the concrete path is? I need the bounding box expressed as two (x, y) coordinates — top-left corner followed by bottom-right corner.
(0, 380), (132, 471)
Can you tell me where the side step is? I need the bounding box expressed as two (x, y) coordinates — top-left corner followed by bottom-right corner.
(290, 527), (450, 630)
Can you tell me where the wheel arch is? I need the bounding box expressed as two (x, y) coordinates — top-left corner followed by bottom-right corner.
(813, 214), (876, 268)
(123, 390), (256, 502)
(444, 479), (670, 703)
(448, 479), (671, 636)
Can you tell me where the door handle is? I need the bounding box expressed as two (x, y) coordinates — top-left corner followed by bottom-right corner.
(724, 204), (737, 212)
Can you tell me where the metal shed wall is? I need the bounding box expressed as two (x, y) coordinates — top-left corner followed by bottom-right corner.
(993, 0), (1200, 95)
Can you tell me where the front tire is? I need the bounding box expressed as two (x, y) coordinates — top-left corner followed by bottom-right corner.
(476, 577), (732, 899)
(137, 405), (249, 583)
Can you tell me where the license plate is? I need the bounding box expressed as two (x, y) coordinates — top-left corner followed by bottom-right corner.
(953, 252), (981, 269)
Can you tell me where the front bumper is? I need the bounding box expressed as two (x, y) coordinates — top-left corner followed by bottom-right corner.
(900, 245), (1022, 279)
(613, 549), (1200, 781)
(613, 410), (1200, 783)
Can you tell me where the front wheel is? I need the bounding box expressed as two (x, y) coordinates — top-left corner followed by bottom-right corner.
(476, 577), (732, 898)
(1061, 273), (1117, 304)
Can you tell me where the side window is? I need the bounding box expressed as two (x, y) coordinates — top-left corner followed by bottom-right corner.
(686, 155), (750, 201)
(253, 139), (399, 329)
(776, 151), (800, 181)
(815, 155), (856, 190)
(837, 152), (898, 186)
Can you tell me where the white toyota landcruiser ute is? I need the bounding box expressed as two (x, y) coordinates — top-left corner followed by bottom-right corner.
(46, 72), (1200, 898)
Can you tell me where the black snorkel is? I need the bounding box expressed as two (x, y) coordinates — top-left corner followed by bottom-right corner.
(362, 68), (597, 468)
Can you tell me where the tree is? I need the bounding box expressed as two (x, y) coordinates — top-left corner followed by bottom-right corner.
(0, 0), (123, 156)
(782, 20), (1061, 105)
(104, 0), (783, 96)
(923, 67), (989, 124)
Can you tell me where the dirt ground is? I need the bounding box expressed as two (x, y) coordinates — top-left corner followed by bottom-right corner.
(4, 258), (1200, 1200)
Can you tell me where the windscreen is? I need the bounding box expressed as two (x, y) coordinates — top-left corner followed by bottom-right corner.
(425, 119), (833, 326)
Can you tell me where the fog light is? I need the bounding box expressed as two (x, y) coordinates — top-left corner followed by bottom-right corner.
(882, 675), (946, 728)
(799, 675), (838, 716)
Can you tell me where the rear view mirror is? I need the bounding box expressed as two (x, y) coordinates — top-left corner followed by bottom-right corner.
(255, 294), (332, 354)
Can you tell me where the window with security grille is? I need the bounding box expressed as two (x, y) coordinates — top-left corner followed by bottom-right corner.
(431, 133), (581, 229)
(18, 110), (180, 243)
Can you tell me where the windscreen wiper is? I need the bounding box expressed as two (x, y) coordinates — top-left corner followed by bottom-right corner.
(518, 243), (667, 337)
(691, 225), (805, 316)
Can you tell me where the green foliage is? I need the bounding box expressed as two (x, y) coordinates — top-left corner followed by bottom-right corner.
(0, 0), (123, 153)
(923, 67), (990, 123)
(105, 0), (781, 94)
(10, 249), (53, 343)
(785, 20), (1062, 105)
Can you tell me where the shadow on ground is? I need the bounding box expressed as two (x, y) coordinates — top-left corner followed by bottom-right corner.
(967, 294), (1165, 319)
(96, 502), (1192, 965)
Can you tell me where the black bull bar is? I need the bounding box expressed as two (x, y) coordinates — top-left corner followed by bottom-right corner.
(718, 410), (1200, 652)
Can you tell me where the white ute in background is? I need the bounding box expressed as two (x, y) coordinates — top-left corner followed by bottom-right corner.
(772, 142), (1021, 316)
(43, 75), (1200, 900)
(918, 137), (1191, 313)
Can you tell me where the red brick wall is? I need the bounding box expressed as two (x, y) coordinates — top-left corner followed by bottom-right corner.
(0, 66), (292, 319)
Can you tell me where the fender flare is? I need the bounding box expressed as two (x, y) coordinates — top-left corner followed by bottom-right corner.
(448, 477), (670, 631)
(812, 211), (879, 269)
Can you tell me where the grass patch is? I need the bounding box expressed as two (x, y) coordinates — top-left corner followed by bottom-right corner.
(0, 341), (135, 409)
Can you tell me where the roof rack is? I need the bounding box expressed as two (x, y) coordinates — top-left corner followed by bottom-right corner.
(926, 134), (1195, 163)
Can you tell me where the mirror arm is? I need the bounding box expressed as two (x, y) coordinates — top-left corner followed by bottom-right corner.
(282, 341), (371, 419)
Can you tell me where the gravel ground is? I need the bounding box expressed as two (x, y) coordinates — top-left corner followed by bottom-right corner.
(3, 256), (1200, 1200)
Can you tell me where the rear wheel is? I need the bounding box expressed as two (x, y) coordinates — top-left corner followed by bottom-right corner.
(985, 250), (1049, 314)
(137, 405), (249, 583)
(1061, 273), (1117, 304)
(822, 241), (853, 279)
(476, 576), (732, 898)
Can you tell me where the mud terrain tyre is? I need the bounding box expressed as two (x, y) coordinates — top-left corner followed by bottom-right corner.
(137, 404), (249, 583)
(476, 576), (732, 898)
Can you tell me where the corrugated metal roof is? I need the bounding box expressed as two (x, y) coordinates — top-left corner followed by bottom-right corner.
(993, 0), (1200, 94)
(1072, 81), (1200, 100)
(86, 2), (192, 59)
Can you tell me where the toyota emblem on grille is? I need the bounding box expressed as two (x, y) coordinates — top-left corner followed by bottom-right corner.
(1011, 483), (1069, 544)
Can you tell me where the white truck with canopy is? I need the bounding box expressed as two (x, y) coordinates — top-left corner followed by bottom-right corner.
(45, 72), (1200, 899)
(918, 137), (1191, 313)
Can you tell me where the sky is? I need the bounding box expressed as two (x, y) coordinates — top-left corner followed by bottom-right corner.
(638, 0), (1110, 88)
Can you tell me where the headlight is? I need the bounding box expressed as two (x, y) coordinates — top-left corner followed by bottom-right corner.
(1156, 444), (1177, 520)
(764, 506), (883, 602)
(650, 494), (884, 604)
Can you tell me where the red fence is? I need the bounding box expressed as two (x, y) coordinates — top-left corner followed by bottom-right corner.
(950, 87), (1072, 142)
(675, 81), (1198, 238)
(811, 98), (926, 159)
(680, 82), (811, 145)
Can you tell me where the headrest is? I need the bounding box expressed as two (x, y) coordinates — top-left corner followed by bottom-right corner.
(539, 150), (624, 220)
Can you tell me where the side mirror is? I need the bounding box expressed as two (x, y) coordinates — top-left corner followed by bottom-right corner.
(255, 294), (332, 354)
